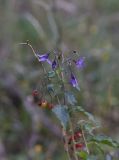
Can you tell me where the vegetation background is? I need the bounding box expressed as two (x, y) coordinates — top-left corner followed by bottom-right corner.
(0, 0), (119, 159)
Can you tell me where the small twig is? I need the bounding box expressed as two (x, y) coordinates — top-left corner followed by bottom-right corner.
(19, 41), (53, 102)
(18, 41), (37, 57)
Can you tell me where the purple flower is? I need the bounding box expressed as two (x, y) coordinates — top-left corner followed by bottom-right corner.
(37, 53), (52, 64)
(52, 60), (57, 70)
(37, 53), (49, 61)
(75, 57), (85, 69)
(46, 59), (52, 65)
(70, 73), (78, 87)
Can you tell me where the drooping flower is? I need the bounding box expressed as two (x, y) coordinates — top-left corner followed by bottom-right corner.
(37, 53), (49, 61)
(75, 57), (85, 69)
(52, 59), (57, 70)
(70, 73), (78, 87)
(37, 53), (52, 64)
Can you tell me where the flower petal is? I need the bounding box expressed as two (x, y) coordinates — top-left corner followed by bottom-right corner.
(75, 57), (85, 69)
(46, 59), (52, 65)
(52, 60), (57, 69)
(37, 53), (50, 62)
(70, 73), (78, 87)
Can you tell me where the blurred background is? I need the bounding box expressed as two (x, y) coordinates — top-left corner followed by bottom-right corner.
(0, 0), (119, 159)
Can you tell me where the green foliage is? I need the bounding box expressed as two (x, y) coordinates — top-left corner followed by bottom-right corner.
(88, 142), (104, 154)
(82, 123), (98, 135)
(65, 92), (77, 105)
(90, 135), (119, 148)
(76, 151), (88, 160)
(48, 71), (55, 78)
(47, 84), (54, 92)
(52, 105), (69, 127)
(69, 106), (95, 122)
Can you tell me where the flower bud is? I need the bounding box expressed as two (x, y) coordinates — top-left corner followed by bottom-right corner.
(41, 100), (48, 108)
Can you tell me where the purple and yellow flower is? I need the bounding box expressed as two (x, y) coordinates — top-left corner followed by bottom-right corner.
(75, 57), (85, 69)
(70, 73), (78, 87)
(37, 53), (51, 64)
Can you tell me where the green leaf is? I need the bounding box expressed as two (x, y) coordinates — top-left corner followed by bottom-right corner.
(88, 142), (104, 154)
(56, 67), (64, 74)
(76, 151), (88, 160)
(83, 123), (95, 134)
(65, 92), (77, 105)
(91, 135), (119, 148)
(70, 106), (95, 122)
(52, 105), (69, 127)
(48, 71), (55, 78)
(47, 84), (54, 92)
(76, 85), (80, 91)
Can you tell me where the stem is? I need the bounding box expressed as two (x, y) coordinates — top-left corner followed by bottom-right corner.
(19, 41), (53, 102)
(19, 41), (72, 159)
(62, 125), (71, 160)
(41, 63), (53, 103)
(56, 57), (66, 105)
(56, 55), (78, 159)
(55, 95), (61, 105)
(81, 126), (89, 154)
(69, 118), (79, 160)
(18, 41), (37, 57)
(40, 54), (71, 160)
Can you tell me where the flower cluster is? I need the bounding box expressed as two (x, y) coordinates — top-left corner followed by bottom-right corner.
(35, 50), (85, 89)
